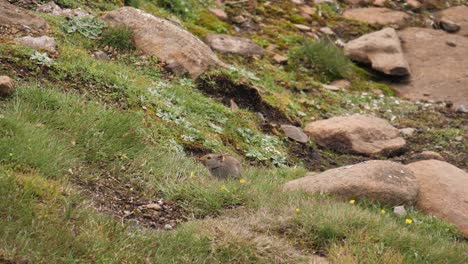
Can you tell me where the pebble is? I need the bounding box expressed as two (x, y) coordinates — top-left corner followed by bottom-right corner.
(393, 205), (407, 217)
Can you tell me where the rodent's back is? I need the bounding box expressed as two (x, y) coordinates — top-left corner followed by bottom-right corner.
(212, 156), (241, 179)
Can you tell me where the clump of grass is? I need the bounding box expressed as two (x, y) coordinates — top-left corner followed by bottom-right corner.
(100, 25), (135, 51)
(289, 39), (357, 82)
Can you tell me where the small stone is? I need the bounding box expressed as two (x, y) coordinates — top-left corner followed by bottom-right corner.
(145, 203), (162, 210)
(273, 54), (288, 64)
(373, 0), (386, 7)
(399, 128), (416, 137)
(330, 79), (351, 90)
(208, 8), (228, 21)
(0, 76), (14, 97)
(15, 35), (57, 53)
(280, 125), (309, 143)
(439, 19), (460, 33)
(232, 15), (247, 24)
(93, 51), (110, 60)
(412, 151), (445, 161)
(393, 205), (407, 217)
(454, 136), (463, 142)
(319, 27), (334, 35)
(205, 34), (264, 56)
(294, 24), (311, 31)
(299, 5), (316, 16)
(163, 224), (173, 230)
(456, 105), (468, 113)
(322, 84), (341, 91)
(446, 41), (456, 47)
(406, 0), (422, 9)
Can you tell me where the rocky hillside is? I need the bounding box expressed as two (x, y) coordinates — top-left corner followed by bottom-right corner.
(0, 0), (467, 263)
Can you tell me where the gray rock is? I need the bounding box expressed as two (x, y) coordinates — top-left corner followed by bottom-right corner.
(101, 7), (224, 78)
(15, 35), (56, 53)
(344, 28), (410, 76)
(37, 1), (89, 17)
(399, 127), (416, 137)
(280, 125), (309, 143)
(412, 151), (445, 161)
(439, 19), (461, 33)
(93, 51), (110, 61)
(283, 160), (419, 206)
(393, 205), (407, 217)
(205, 34), (264, 56)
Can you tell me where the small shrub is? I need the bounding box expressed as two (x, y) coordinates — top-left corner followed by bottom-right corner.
(289, 39), (356, 82)
(100, 25), (135, 51)
(157, 0), (193, 18)
(62, 16), (106, 39)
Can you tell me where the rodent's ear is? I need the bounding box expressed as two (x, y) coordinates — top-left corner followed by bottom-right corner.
(217, 155), (225, 162)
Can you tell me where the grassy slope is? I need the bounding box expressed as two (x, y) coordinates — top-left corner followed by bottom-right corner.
(0, 0), (467, 263)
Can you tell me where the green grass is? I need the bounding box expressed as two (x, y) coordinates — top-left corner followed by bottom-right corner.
(289, 39), (359, 82)
(0, 0), (467, 262)
(100, 25), (135, 51)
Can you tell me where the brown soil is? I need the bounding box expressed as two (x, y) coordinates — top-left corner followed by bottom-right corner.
(74, 177), (186, 229)
(196, 73), (300, 125)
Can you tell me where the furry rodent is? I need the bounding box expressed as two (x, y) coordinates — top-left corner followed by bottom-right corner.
(199, 154), (242, 179)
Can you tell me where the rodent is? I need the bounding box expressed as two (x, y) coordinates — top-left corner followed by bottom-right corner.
(198, 153), (242, 179)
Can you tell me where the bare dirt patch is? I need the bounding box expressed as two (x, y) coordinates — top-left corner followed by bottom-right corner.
(74, 177), (186, 229)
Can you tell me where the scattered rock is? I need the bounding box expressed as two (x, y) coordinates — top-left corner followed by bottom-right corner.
(406, 0), (422, 10)
(329, 79), (351, 90)
(322, 84), (341, 91)
(456, 105), (468, 113)
(393, 205), (407, 217)
(0, 76), (14, 97)
(454, 136), (463, 142)
(92, 51), (110, 60)
(101, 7), (224, 78)
(37, 1), (89, 17)
(407, 160), (468, 237)
(273, 54), (288, 64)
(0, 0), (49, 36)
(15, 35), (56, 53)
(299, 5), (316, 16)
(446, 40), (456, 47)
(304, 114), (406, 156)
(163, 224), (173, 230)
(438, 19), (460, 34)
(280, 125), (309, 143)
(411, 151), (445, 161)
(205, 34), (264, 56)
(436, 6), (468, 37)
(399, 127), (416, 137)
(319, 27), (334, 35)
(344, 28), (410, 76)
(144, 203), (162, 210)
(283, 160), (419, 206)
(393, 28), (468, 109)
(294, 24), (312, 31)
(373, 0), (386, 7)
(208, 8), (228, 21)
(232, 15), (247, 24)
(343, 8), (410, 27)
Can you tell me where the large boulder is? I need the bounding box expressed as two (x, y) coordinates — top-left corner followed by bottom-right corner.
(406, 160), (468, 237)
(343, 8), (410, 27)
(283, 160), (419, 206)
(15, 35), (57, 53)
(344, 28), (410, 76)
(304, 114), (406, 156)
(436, 6), (468, 37)
(205, 34), (264, 56)
(101, 7), (224, 78)
(392, 28), (468, 108)
(0, 0), (49, 36)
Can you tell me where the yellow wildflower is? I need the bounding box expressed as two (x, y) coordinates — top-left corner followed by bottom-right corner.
(349, 199), (355, 205)
(380, 209), (386, 215)
(295, 208), (301, 213)
(405, 218), (413, 225)
(189, 172), (195, 179)
(239, 178), (246, 184)
(9, 153), (13, 157)
(220, 185), (228, 192)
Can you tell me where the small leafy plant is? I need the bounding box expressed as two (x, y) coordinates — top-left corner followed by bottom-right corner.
(62, 16), (106, 39)
(30, 51), (54, 66)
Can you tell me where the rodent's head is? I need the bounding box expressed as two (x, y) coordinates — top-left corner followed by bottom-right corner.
(198, 153), (225, 169)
